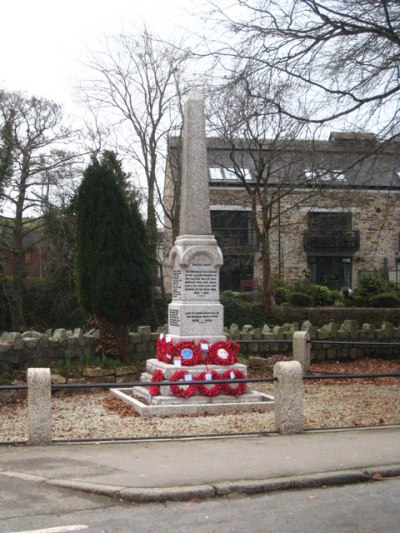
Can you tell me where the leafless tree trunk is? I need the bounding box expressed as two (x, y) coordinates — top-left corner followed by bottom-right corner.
(206, 79), (320, 312)
(80, 29), (194, 296)
(0, 90), (79, 330)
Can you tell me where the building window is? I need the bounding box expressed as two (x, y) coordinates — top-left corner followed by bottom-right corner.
(209, 167), (252, 182)
(220, 255), (254, 292)
(308, 212), (351, 233)
(211, 210), (256, 247)
(211, 210), (256, 292)
(304, 212), (359, 252)
(304, 169), (346, 182)
(308, 256), (352, 290)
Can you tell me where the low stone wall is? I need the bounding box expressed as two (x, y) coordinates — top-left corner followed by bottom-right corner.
(0, 326), (160, 376)
(1, 319), (399, 379)
(226, 320), (400, 361)
(1, 365), (140, 403)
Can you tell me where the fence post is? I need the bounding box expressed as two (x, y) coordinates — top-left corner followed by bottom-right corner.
(28, 368), (52, 445)
(292, 331), (310, 373)
(273, 361), (304, 434)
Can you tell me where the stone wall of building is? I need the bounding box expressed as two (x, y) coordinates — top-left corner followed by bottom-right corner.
(206, 187), (400, 290)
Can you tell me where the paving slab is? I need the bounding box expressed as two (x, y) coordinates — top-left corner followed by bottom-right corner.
(0, 427), (399, 502)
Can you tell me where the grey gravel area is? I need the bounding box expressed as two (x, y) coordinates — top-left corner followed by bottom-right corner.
(1, 382), (399, 442)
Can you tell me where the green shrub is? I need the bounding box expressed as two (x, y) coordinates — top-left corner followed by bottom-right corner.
(308, 284), (336, 306)
(271, 274), (286, 289)
(54, 351), (123, 374)
(249, 302), (268, 325)
(274, 286), (289, 305)
(331, 290), (342, 302)
(289, 292), (313, 307)
(222, 296), (251, 328)
(369, 292), (399, 308)
(350, 295), (368, 307)
(291, 279), (313, 294)
(222, 290), (235, 298)
(238, 291), (255, 302)
(357, 272), (388, 297)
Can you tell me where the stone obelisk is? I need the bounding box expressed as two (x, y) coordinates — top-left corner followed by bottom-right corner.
(168, 88), (225, 343)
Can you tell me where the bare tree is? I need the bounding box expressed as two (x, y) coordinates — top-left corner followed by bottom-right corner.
(206, 0), (400, 139)
(0, 90), (78, 330)
(81, 29), (193, 290)
(206, 79), (322, 311)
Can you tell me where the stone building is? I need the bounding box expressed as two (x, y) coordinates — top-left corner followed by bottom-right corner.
(163, 132), (400, 293)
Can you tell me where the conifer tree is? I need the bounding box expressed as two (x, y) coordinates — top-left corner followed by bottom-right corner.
(75, 151), (152, 360)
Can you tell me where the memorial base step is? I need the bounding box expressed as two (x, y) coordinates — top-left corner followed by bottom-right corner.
(110, 386), (274, 417)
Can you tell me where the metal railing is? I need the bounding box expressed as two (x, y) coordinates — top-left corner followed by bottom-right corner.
(1, 367), (399, 446)
(303, 230), (360, 251)
(2, 371), (400, 393)
(1, 333), (399, 445)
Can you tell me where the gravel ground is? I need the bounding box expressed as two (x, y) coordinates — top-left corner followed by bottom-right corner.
(1, 359), (399, 443)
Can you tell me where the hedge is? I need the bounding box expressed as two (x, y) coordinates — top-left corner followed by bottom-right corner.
(220, 296), (400, 328)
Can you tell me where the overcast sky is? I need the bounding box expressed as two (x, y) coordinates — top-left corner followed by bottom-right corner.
(1, 0), (201, 113)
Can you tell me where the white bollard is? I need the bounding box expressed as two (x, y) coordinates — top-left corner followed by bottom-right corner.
(273, 361), (304, 434)
(292, 331), (310, 373)
(27, 368), (52, 445)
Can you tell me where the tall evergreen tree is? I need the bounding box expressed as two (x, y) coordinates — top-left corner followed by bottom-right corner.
(0, 109), (14, 195)
(75, 151), (152, 361)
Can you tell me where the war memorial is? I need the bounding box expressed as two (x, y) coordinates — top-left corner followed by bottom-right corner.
(112, 88), (273, 416)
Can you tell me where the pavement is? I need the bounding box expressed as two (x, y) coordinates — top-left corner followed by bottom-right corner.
(0, 426), (399, 503)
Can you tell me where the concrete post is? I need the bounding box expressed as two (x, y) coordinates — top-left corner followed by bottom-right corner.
(28, 368), (52, 445)
(292, 331), (310, 373)
(273, 361), (304, 434)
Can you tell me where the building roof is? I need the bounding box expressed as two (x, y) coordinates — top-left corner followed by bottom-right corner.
(167, 133), (400, 190)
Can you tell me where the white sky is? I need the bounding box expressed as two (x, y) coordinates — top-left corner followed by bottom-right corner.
(0, 0), (201, 113)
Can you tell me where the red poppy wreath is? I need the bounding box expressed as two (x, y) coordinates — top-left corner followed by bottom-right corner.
(156, 336), (175, 364)
(149, 369), (164, 396)
(209, 341), (240, 365)
(197, 339), (213, 364)
(196, 370), (222, 397)
(174, 341), (201, 366)
(169, 370), (197, 398)
(222, 368), (247, 396)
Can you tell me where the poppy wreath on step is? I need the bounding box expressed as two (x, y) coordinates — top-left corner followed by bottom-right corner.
(196, 370), (222, 397)
(222, 368), (247, 397)
(156, 334), (166, 361)
(156, 335), (175, 364)
(149, 369), (164, 396)
(209, 341), (240, 365)
(169, 370), (197, 398)
(174, 341), (201, 366)
(197, 339), (213, 364)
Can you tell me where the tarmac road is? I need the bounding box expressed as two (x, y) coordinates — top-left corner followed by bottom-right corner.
(1, 476), (399, 532)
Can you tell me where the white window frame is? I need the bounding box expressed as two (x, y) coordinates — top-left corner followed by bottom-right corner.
(209, 166), (253, 182)
(304, 168), (346, 182)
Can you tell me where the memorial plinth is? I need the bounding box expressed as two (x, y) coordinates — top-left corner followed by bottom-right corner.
(168, 235), (225, 343)
(111, 358), (274, 417)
